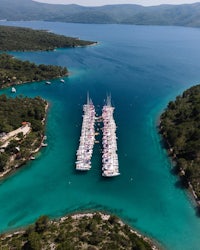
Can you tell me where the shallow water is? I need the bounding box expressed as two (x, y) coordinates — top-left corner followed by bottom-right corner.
(0, 21), (200, 249)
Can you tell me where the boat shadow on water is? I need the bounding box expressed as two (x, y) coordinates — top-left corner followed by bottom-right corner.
(73, 169), (88, 176)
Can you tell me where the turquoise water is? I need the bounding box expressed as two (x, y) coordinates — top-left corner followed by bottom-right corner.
(0, 22), (200, 249)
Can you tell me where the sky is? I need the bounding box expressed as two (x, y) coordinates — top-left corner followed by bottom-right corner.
(34, 0), (200, 6)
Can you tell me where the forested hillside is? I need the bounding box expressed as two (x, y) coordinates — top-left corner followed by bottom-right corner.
(0, 95), (46, 134)
(0, 95), (47, 173)
(0, 26), (94, 51)
(0, 213), (154, 250)
(160, 85), (200, 201)
(0, 54), (68, 88)
(1, 0), (200, 27)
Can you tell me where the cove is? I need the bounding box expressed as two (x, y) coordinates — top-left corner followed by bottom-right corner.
(0, 21), (200, 250)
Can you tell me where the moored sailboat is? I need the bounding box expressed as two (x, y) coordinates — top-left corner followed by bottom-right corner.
(101, 96), (120, 177)
(11, 87), (16, 93)
(75, 93), (96, 171)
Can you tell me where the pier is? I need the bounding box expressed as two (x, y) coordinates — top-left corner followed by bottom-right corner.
(75, 95), (119, 177)
(75, 94), (96, 171)
(102, 96), (120, 177)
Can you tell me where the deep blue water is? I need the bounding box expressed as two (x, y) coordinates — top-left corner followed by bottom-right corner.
(0, 21), (200, 249)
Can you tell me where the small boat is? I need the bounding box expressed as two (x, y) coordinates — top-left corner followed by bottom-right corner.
(11, 87), (16, 93)
(41, 143), (48, 147)
(60, 79), (65, 83)
(102, 172), (120, 177)
(30, 156), (35, 160)
(46, 81), (51, 85)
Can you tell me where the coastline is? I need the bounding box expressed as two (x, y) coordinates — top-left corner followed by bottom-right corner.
(0, 37), (97, 178)
(159, 121), (200, 212)
(0, 211), (161, 250)
(0, 102), (49, 180)
(61, 211), (162, 250)
(0, 38), (98, 90)
(0, 42), (98, 53)
(0, 72), (69, 90)
(0, 41), (91, 179)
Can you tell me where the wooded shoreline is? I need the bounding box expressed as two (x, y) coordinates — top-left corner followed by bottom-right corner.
(0, 212), (160, 250)
(0, 97), (49, 179)
(0, 25), (96, 52)
(159, 84), (200, 215)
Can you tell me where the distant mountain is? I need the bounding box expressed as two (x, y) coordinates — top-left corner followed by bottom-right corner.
(1, 0), (200, 27)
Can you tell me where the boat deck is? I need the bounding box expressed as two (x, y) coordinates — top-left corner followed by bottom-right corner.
(75, 95), (96, 171)
(101, 97), (120, 177)
(75, 95), (120, 177)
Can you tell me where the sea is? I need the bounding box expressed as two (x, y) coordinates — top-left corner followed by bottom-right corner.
(0, 21), (200, 250)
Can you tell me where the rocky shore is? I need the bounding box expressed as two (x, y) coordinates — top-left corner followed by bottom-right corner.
(159, 84), (200, 215)
(0, 212), (161, 250)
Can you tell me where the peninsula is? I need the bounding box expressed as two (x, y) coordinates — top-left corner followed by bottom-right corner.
(0, 212), (158, 250)
(0, 95), (47, 178)
(0, 25), (96, 88)
(0, 25), (96, 173)
(0, 25), (95, 51)
(0, 23), (160, 249)
(160, 84), (200, 211)
(0, 54), (68, 89)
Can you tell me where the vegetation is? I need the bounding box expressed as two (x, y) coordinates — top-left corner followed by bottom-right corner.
(160, 84), (200, 202)
(0, 25), (95, 51)
(0, 213), (156, 250)
(1, 0), (200, 27)
(0, 94), (47, 173)
(0, 53), (68, 88)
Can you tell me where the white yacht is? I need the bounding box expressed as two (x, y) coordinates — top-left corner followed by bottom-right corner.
(11, 87), (16, 93)
(102, 96), (120, 177)
(75, 93), (96, 171)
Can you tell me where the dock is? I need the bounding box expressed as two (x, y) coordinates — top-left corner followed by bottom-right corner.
(75, 94), (96, 171)
(102, 96), (120, 177)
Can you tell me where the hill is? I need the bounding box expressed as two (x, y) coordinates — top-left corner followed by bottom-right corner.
(0, 53), (68, 89)
(0, 213), (157, 250)
(0, 95), (47, 174)
(1, 0), (200, 27)
(0, 25), (94, 51)
(160, 84), (200, 208)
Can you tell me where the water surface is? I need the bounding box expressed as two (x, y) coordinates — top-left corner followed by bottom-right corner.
(0, 22), (200, 250)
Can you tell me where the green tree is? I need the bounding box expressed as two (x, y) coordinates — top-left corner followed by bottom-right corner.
(35, 215), (49, 233)
(0, 153), (9, 172)
(23, 232), (41, 250)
